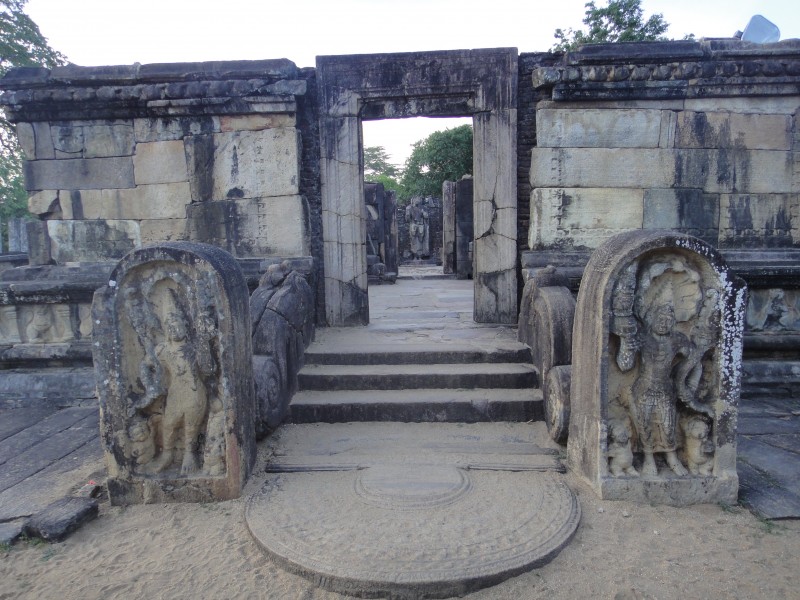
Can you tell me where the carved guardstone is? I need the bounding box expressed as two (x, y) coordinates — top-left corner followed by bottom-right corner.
(93, 242), (256, 504)
(567, 230), (746, 505)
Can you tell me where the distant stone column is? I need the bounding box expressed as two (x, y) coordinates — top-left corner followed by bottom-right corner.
(384, 190), (399, 276)
(93, 242), (256, 505)
(8, 218), (29, 253)
(455, 177), (474, 280)
(442, 181), (456, 274)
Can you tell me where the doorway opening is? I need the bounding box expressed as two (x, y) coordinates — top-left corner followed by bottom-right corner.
(361, 116), (472, 285)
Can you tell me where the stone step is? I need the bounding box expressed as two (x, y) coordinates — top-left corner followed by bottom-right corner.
(290, 388), (543, 423)
(304, 343), (531, 365)
(297, 362), (539, 392)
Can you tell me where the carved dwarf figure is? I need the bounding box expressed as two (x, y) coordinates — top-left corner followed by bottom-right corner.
(681, 415), (715, 476)
(607, 418), (639, 477)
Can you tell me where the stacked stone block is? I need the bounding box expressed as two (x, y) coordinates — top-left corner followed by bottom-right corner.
(527, 40), (800, 254)
(2, 61), (311, 265)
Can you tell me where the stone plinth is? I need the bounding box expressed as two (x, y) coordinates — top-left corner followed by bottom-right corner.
(93, 242), (255, 504)
(567, 230), (747, 505)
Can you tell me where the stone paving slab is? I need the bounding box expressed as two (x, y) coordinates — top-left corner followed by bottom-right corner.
(737, 395), (800, 519)
(0, 408), (103, 523)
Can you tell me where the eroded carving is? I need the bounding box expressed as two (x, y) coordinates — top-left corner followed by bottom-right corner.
(609, 253), (722, 478)
(95, 243), (256, 505)
(121, 272), (220, 477)
(405, 196), (430, 259)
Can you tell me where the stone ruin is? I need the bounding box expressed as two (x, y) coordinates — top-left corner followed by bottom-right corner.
(93, 242), (256, 504)
(566, 230), (746, 505)
(442, 176), (474, 279)
(363, 182), (398, 282)
(0, 39), (797, 509)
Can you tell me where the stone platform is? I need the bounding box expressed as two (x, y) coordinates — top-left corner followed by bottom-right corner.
(245, 422), (580, 598)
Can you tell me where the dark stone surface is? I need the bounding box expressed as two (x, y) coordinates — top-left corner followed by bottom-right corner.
(0, 520), (25, 545)
(24, 496), (98, 542)
(0, 409), (97, 493)
(737, 394), (800, 518)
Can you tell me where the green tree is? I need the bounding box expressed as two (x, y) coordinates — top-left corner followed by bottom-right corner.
(363, 145), (400, 180)
(552, 0), (669, 52)
(0, 0), (66, 248)
(399, 124), (472, 203)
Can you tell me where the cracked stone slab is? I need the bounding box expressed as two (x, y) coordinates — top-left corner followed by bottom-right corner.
(245, 423), (579, 598)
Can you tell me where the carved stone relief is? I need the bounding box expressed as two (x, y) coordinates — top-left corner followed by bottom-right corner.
(119, 275), (221, 477)
(608, 253), (720, 478)
(405, 197), (430, 259)
(19, 304), (74, 343)
(94, 242), (255, 504)
(567, 230), (746, 506)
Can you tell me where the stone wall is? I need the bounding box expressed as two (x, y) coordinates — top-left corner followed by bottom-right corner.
(1, 60), (312, 265)
(525, 40), (800, 254)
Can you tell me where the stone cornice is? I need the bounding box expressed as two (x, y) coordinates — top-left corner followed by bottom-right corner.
(529, 39), (800, 101)
(0, 59), (306, 122)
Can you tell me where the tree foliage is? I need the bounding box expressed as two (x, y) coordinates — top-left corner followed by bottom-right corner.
(363, 145), (400, 180)
(552, 0), (669, 52)
(399, 124), (472, 202)
(1, 0), (66, 247)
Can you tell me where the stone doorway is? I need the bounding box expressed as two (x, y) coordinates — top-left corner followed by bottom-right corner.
(317, 48), (518, 326)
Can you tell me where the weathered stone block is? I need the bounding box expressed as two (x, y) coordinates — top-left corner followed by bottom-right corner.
(719, 194), (799, 248)
(24, 497), (98, 542)
(47, 219), (141, 263)
(530, 188), (644, 250)
(133, 116), (220, 142)
(531, 147), (795, 194)
(133, 140), (188, 184)
(93, 242), (256, 504)
(187, 195), (309, 257)
(16, 121), (54, 159)
(51, 124), (84, 157)
(567, 230), (746, 505)
(643, 189), (720, 246)
(83, 122), (135, 158)
(28, 190), (60, 217)
(675, 112), (792, 150)
(26, 220), (51, 265)
(23, 157), (134, 191)
(186, 129), (300, 202)
(537, 108), (662, 148)
(219, 114), (296, 131)
(78, 182), (192, 220)
(140, 218), (188, 244)
(531, 148), (675, 189)
(442, 181), (456, 274)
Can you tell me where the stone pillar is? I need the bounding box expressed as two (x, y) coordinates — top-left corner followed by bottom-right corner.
(455, 177), (474, 280)
(442, 181), (456, 274)
(384, 190), (398, 276)
(8, 218), (28, 253)
(320, 114), (368, 326)
(473, 110), (517, 323)
(93, 242), (256, 504)
(567, 230), (747, 506)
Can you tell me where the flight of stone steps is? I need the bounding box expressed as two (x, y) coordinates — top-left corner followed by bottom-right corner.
(290, 343), (542, 423)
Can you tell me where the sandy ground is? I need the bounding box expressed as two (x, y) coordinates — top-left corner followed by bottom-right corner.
(1, 436), (799, 600)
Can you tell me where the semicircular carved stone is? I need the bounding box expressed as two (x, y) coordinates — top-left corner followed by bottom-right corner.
(93, 242), (256, 505)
